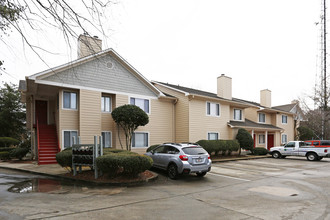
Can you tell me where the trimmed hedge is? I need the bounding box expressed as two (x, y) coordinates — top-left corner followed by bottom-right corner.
(10, 148), (29, 160)
(0, 137), (20, 148)
(0, 147), (15, 152)
(197, 140), (240, 156)
(0, 151), (10, 160)
(56, 150), (72, 170)
(96, 154), (153, 177)
(253, 147), (269, 155)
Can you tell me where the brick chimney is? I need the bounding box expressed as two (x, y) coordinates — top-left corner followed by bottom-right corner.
(217, 74), (232, 100)
(260, 89), (271, 108)
(78, 34), (102, 58)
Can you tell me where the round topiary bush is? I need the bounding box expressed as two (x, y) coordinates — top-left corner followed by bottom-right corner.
(253, 147), (269, 155)
(10, 148), (29, 160)
(56, 150), (72, 170)
(0, 137), (20, 148)
(96, 154), (153, 177)
(0, 151), (11, 160)
(236, 128), (254, 153)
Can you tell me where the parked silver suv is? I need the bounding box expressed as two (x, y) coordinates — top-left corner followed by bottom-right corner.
(145, 143), (212, 179)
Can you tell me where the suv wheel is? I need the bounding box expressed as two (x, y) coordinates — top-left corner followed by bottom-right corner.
(168, 164), (178, 180)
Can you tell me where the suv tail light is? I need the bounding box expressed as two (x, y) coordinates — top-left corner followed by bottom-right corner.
(179, 155), (188, 161)
(208, 154), (211, 159)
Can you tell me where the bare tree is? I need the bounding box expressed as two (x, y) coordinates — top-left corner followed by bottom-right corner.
(0, 0), (115, 72)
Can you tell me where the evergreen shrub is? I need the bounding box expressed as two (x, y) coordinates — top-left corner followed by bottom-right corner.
(253, 147), (269, 155)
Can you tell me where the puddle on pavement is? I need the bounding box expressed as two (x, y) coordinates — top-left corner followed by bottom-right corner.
(7, 178), (125, 195)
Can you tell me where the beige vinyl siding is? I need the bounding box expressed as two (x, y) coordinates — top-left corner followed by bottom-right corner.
(58, 89), (79, 149)
(244, 107), (258, 122)
(154, 84), (189, 142)
(189, 97), (231, 142)
(79, 89), (101, 144)
(132, 98), (175, 154)
(276, 114), (294, 143)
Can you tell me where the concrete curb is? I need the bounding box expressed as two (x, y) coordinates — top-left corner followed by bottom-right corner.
(211, 155), (272, 163)
(0, 164), (159, 187)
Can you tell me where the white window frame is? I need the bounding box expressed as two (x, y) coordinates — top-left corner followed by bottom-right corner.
(62, 130), (78, 149)
(282, 115), (288, 124)
(281, 134), (288, 144)
(206, 102), (220, 117)
(132, 132), (149, 148)
(62, 91), (78, 110)
(207, 132), (219, 140)
(130, 97), (150, 114)
(233, 109), (243, 121)
(258, 113), (266, 123)
(258, 134), (265, 145)
(101, 96), (112, 113)
(101, 131), (112, 148)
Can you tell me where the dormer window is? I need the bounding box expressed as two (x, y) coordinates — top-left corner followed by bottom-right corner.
(258, 113), (266, 123)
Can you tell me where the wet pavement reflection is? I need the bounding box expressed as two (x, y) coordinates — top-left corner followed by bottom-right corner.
(0, 168), (125, 195)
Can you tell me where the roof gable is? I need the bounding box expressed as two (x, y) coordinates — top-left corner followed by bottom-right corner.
(29, 49), (163, 98)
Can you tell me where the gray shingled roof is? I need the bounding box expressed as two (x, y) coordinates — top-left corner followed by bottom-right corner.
(272, 103), (295, 112)
(228, 119), (282, 130)
(155, 82), (250, 104)
(155, 82), (293, 114)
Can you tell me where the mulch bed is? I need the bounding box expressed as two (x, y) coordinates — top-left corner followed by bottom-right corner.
(61, 170), (155, 184)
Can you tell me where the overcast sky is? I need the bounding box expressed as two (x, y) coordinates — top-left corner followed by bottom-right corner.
(1, 0), (324, 107)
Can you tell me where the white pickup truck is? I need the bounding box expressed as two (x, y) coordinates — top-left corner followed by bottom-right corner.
(269, 141), (330, 161)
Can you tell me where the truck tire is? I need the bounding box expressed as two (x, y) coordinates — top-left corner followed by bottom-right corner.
(306, 153), (318, 161)
(272, 151), (281, 159)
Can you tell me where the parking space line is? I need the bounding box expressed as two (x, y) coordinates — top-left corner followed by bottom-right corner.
(208, 172), (251, 182)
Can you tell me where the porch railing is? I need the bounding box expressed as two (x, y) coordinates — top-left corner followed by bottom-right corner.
(54, 123), (61, 153)
(37, 119), (40, 160)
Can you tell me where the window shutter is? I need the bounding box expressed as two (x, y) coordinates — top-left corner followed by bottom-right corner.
(207, 102), (210, 115)
(130, 98), (135, 105)
(144, 100), (149, 113)
(216, 104), (220, 116)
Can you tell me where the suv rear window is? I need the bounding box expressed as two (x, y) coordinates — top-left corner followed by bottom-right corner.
(182, 147), (207, 155)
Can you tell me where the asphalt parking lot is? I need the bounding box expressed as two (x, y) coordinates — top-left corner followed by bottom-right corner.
(2, 157), (330, 220)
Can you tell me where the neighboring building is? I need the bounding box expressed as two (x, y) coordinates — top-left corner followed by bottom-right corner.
(153, 76), (295, 150)
(273, 100), (306, 139)
(19, 35), (297, 164)
(19, 34), (176, 164)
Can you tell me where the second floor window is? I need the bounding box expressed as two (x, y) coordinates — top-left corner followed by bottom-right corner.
(101, 96), (111, 112)
(258, 113), (266, 123)
(234, 109), (242, 120)
(207, 102), (220, 116)
(282, 115), (288, 124)
(63, 91), (77, 109)
(130, 98), (149, 113)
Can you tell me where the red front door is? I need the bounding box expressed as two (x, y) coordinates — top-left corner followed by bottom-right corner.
(36, 100), (48, 124)
(267, 134), (274, 150)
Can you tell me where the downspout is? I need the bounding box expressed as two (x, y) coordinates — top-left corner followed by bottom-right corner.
(173, 98), (178, 142)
